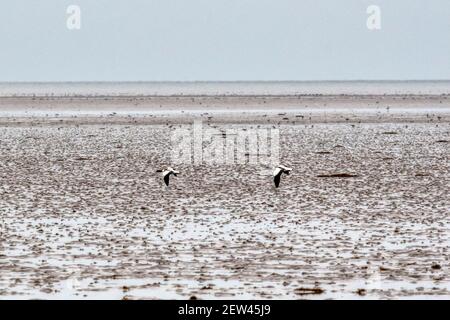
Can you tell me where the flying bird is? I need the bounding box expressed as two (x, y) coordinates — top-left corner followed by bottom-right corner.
(157, 167), (180, 186)
(273, 165), (292, 188)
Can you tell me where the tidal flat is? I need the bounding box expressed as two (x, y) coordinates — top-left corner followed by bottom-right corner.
(0, 95), (449, 299)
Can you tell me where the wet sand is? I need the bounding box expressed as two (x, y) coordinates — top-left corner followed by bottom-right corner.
(0, 94), (449, 299)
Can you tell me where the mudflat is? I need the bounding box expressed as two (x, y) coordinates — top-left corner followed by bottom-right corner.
(0, 94), (449, 299)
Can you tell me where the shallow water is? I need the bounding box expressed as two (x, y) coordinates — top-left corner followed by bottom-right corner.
(1, 80), (449, 97)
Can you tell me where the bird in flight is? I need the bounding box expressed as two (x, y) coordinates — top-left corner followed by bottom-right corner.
(157, 167), (180, 186)
(273, 165), (292, 188)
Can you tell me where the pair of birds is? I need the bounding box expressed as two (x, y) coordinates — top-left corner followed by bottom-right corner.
(157, 165), (292, 188)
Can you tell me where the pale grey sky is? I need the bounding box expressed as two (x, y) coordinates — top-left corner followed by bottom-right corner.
(0, 0), (449, 81)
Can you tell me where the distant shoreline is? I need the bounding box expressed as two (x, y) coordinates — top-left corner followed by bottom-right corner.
(0, 94), (448, 125)
(0, 81), (449, 97)
(1, 80), (450, 83)
(1, 94), (450, 99)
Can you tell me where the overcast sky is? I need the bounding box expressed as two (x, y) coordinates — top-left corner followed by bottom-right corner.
(0, 0), (449, 81)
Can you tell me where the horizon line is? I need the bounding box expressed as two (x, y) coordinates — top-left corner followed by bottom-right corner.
(1, 79), (450, 84)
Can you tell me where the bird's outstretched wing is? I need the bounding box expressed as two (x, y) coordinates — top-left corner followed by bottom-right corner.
(163, 172), (170, 186)
(273, 167), (281, 177)
(274, 174), (281, 188)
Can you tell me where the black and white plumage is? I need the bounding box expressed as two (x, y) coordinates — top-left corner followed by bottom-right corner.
(157, 167), (180, 186)
(273, 165), (292, 188)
